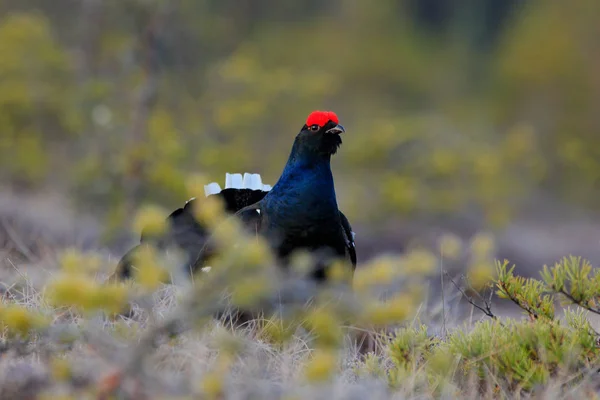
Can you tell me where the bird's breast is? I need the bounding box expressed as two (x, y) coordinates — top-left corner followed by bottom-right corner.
(263, 195), (338, 229)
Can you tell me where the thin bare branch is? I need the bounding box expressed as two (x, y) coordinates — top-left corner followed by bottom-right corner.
(445, 272), (498, 321)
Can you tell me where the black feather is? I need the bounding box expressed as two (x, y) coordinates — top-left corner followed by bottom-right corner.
(113, 188), (270, 279)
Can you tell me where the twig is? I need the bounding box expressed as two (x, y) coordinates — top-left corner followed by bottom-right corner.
(440, 246), (446, 339)
(552, 289), (600, 337)
(496, 281), (540, 319)
(556, 289), (600, 316)
(1, 219), (36, 261)
(7, 258), (33, 289)
(123, 300), (223, 376)
(121, 254), (263, 377)
(445, 272), (498, 321)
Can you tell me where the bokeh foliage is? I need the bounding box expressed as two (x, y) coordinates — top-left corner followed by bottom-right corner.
(1, 209), (600, 397)
(0, 0), (598, 234)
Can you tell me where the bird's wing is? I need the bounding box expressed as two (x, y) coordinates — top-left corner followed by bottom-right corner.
(338, 210), (357, 268)
(234, 201), (264, 235)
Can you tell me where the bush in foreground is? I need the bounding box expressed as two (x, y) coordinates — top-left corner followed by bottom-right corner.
(0, 204), (599, 398)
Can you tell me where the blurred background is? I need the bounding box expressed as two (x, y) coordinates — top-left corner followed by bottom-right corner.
(0, 0), (599, 281)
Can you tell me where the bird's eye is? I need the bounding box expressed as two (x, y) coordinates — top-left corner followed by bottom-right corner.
(310, 124), (320, 131)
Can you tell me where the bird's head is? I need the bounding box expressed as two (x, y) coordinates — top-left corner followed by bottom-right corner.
(295, 110), (345, 157)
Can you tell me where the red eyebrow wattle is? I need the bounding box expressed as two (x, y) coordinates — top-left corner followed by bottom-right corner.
(306, 110), (339, 127)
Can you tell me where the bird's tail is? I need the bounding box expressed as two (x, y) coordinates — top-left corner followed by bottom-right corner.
(204, 172), (272, 196)
(202, 172), (271, 213)
(112, 172), (272, 281)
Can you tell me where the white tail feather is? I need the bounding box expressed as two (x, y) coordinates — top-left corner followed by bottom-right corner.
(205, 172), (272, 197)
(225, 173), (243, 189)
(242, 173), (250, 188)
(224, 173), (235, 189)
(204, 183), (221, 196)
(243, 173), (262, 190)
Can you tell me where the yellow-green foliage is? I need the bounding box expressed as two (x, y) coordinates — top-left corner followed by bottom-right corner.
(129, 245), (170, 290)
(496, 260), (555, 320)
(381, 317), (600, 394)
(258, 316), (296, 347)
(492, 0), (600, 209)
(0, 304), (48, 337)
(377, 256), (600, 395)
(45, 248), (129, 313)
(466, 233), (497, 290)
(303, 307), (343, 348)
(133, 205), (169, 239)
(2, 198), (600, 397)
(388, 325), (434, 367)
(542, 256), (600, 313)
(0, 12), (76, 185)
(443, 318), (599, 391)
(304, 348), (338, 382)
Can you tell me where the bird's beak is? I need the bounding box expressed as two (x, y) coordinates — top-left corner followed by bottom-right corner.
(326, 124), (345, 135)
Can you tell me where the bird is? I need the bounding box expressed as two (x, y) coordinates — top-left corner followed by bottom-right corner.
(113, 110), (356, 283)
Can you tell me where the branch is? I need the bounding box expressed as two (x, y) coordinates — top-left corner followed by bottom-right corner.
(556, 288), (600, 316)
(1, 218), (36, 261)
(445, 272), (498, 321)
(495, 280), (541, 319)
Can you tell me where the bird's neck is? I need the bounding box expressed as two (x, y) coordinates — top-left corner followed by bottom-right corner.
(264, 141), (339, 222)
(278, 139), (332, 181)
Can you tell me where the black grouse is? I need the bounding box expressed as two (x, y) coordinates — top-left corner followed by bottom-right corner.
(114, 110), (356, 282)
